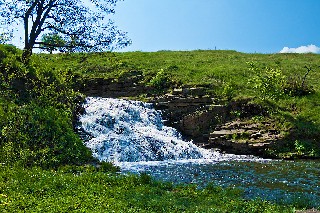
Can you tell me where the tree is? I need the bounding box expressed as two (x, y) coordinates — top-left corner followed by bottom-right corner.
(0, 31), (11, 44)
(0, 0), (131, 62)
(40, 33), (66, 53)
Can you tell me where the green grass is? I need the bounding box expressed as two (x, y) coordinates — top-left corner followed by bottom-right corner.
(35, 50), (320, 94)
(0, 165), (294, 212)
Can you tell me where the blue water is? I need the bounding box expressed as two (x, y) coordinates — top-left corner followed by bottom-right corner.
(120, 159), (320, 208)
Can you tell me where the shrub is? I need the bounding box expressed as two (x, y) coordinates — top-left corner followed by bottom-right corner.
(0, 103), (93, 168)
(283, 66), (315, 96)
(148, 69), (171, 92)
(0, 44), (93, 168)
(249, 62), (315, 100)
(221, 81), (235, 100)
(283, 77), (315, 96)
(250, 66), (286, 100)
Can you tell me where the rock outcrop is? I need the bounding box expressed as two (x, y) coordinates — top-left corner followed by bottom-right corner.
(151, 92), (220, 143)
(205, 120), (282, 155)
(78, 70), (151, 98)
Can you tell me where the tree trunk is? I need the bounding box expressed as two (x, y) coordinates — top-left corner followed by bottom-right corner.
(22, 48), (32, 64)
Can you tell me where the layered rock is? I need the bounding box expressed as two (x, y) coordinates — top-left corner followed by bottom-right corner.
(78, 71), (150, 98)
(205, 120), (282, 155)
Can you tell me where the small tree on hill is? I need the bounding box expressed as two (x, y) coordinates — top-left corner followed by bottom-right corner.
(0, 0), (131, 62)
(40, 33), (66, 54)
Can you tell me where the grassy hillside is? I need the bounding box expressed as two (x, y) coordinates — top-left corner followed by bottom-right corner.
(35, 50), (320, 94)
(35, 50), (320, 158)
(0, 45), (318, 211)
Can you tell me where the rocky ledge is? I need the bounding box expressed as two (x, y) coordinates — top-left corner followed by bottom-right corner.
(205, 120), (282, 156)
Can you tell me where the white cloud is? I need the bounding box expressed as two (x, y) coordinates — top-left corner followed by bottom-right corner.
(279, 44), (320, 54)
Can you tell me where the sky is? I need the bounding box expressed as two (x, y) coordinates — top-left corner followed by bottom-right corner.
(112, 0), (320, 53)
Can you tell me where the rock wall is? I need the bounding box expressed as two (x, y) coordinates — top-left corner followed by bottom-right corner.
(206, 120), (281, 155)
(151, 93), (222, 143)
(78, 71), (151, 98)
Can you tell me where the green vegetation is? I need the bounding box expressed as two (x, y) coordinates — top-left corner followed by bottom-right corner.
(35, 50), (320, 92)
(40, 33), (66, 54)
(1, 44), (319, 211)
(0, 165), (294, 212)
(0, 44), (93, 168)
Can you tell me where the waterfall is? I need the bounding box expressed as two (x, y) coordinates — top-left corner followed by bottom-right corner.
(77, 97), (252, 164)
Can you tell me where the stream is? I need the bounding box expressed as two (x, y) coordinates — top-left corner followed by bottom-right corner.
(77, 97), (320, 208)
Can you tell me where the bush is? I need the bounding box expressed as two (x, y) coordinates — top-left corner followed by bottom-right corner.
(148, 69), (172, 92)
(0, 44), (93, 168)
(0, 44), (21, 56)
(284, 76), (315, 96)
(249, 65), (286, 100)
(0, 103), (92, 168)
(249, 62), (315, 100)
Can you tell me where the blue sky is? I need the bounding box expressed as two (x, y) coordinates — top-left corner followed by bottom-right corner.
(113, 0), (320, 53)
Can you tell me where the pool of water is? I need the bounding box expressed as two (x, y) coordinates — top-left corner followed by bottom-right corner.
(120, 159), (320, 208)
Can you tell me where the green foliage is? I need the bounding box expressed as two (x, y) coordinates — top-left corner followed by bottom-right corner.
(283, 66), (315, 96)
(40, 33), (66, 54)
(139, 172), (153, 185)
(0, 44), (21, 55)
(0, 32), (11, 44)
(34, 50), (320, 94)
(0, 44), (93, 168)
(0, 104), (92, 168)
(57, 162), (120, 174)
(249, 62), (315, 100)
(249, 62), (286, 100)
(148, 69), (172, 92)
(284, 76), (315, 96)
(0, 165), (294, 212)
(221, 81), (236, 100)
(98, 161), (120, 173)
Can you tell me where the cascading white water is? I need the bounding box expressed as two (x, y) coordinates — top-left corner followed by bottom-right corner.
(78, 97), (210, 162)
(78, 97), (256, 165)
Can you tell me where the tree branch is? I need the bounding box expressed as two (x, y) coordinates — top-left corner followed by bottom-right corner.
(24, 0), (39, 49)
(29, 0), (55, 48)
(34, 41), (94, 49)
